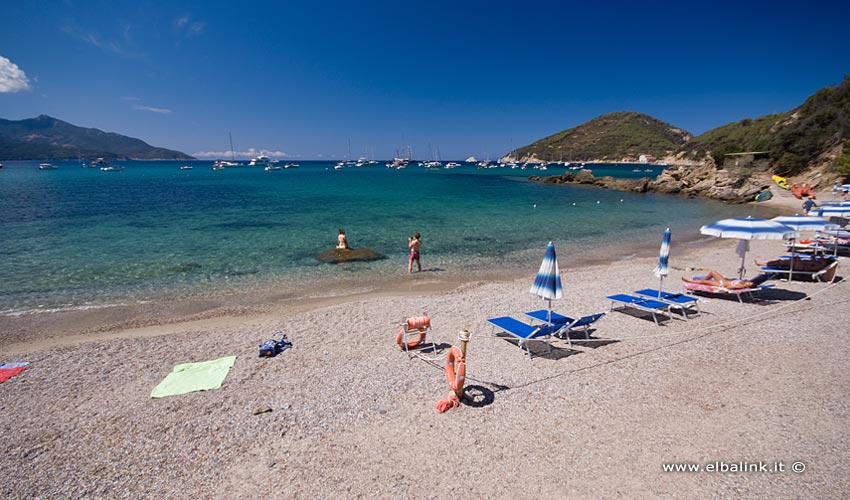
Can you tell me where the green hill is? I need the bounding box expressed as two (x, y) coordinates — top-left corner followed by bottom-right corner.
(678, 75), (850, 176)
(0, 115), (194, 160)
(512, 111), (692, 162)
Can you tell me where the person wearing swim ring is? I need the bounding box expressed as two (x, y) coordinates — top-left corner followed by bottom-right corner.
(408, 232), (421, 273)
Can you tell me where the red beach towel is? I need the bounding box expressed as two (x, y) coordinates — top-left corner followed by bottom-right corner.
(0, 362), (29, 383)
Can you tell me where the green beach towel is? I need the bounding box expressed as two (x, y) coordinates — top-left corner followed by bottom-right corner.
(150, 356), (237, 398)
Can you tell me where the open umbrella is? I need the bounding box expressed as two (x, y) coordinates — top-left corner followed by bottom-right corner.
(813, 206), (850, 219)
(529, 241), (563, 323)
(652, 228), (671, 297)
(770, 215), (839, 280)
(700, 216), (798, 279)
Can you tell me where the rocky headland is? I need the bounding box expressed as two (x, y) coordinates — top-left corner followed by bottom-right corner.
(530, 162), (774, 203)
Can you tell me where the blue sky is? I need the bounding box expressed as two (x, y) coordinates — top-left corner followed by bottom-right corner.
(1, 0), (848, 160)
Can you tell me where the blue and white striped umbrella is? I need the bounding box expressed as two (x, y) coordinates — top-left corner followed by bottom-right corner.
(770, 215), (839, 280)
(653, 228), (671, 296)
(700, 217), (798, 278)
(530, 241), (563, 322)
(770, 214), (839, 231)
(700, 217), (798, 240)
(653, 227), (671, 278)
(813, 206), (850, 218)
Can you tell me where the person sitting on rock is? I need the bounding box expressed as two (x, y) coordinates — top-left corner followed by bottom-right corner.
(337, 228), (349, 250)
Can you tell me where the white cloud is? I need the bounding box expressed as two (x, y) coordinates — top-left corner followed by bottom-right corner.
(61, 22), (146, 61)
(133, 105), (172, 114)
(193, 147), (288, 158)
(175, 15), (205, 38)
(0, 56), (31, 93)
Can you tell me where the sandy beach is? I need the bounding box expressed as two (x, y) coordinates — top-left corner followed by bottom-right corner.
(2, 223), (849, 499)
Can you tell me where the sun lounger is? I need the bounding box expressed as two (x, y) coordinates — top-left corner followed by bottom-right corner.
(633, 289), (700, 319)
(605, 294), (673, 326)
(523, 309), (606, 346)
(486, 315), (564, 358)
(681, 274), (774, 303)
(760, 260), (838, 283)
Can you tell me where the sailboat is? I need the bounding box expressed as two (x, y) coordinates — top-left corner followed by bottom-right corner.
(215, 133), (243, 169)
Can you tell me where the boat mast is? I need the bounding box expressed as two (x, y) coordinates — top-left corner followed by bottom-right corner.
(229, 132), (236, 161)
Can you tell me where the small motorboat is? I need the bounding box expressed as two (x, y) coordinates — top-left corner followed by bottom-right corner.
(101, 165), (124, 172)
(38, 163), (58, 170)
(265, 165), (283, 171)
(179, 165), (193, 170)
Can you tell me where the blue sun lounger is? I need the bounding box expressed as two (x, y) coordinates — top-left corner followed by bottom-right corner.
(606, 294), (673, 326)
(633, 289), (700, 319)
(486, 316), (564, 359)
(523, 309), (606, 347)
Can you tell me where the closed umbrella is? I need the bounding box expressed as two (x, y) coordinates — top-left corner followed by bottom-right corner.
(770, 215), (838, 280)
(652, 228), (671, 297)
(700, 216), (798, 279)
(530, 241), (563, 323)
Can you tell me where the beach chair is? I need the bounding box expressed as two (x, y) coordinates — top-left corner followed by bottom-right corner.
(486, 316), (564, 359)
(681, 274), (774, 303)
(633, 289), (701, 319)
(760, 260), (838, 283)
(523, 309), (606, 347)
(605, 294), (673, 326)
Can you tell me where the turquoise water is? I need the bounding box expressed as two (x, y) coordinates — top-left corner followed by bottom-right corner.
(0, 160), (771, 314)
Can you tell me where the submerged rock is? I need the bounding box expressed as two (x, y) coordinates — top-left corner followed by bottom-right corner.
(315, 248), (386, 264)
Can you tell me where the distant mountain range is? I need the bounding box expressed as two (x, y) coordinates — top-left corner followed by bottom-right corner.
(0, 115), (194, 160)
(512, 75), (850, 179)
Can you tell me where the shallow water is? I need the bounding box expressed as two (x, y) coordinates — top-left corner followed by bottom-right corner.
(0, 160), (774, 314)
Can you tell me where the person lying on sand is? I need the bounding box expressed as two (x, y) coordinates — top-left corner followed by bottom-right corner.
(754, 256), (831, 272)
(681, 271), (755, 290)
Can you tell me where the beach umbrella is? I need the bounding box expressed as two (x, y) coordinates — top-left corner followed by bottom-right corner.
(652, 227), (671, 297)
(700, 216), (798, 279)
(530, 241), (563, 323)
(771, 215), (839, 280)
(813, 206), (850, 219)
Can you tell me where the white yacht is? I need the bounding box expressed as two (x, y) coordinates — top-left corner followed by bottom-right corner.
(38, 163), (58, 170)
(90, 158), (109, 168)
(100, 165), (124, 172)
(249, 155), (279, 167)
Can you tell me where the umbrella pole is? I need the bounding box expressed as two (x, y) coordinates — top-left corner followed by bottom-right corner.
(547, 298), (552, 324)
(739, 251), (747, 280)
(788, 238), (795, 281)
(658, 276), (664, 298)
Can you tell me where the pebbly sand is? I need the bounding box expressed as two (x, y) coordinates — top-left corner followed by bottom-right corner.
(2, 210), (850, 498)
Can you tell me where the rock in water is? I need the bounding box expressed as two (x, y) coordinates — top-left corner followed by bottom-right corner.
(315, 248), (386, 264)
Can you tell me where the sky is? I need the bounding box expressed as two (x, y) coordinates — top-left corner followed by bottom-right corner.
(1, 0), (849, 160)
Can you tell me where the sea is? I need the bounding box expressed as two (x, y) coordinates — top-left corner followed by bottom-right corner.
(0, 160), (776, 315)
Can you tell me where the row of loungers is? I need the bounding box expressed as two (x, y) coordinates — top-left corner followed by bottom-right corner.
(488, 261), (839, 359)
